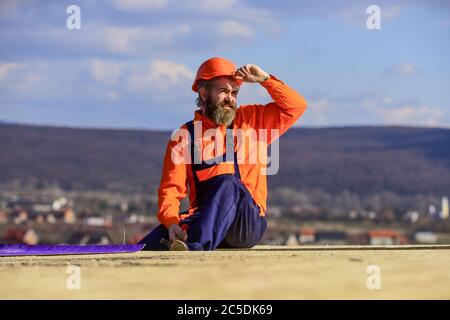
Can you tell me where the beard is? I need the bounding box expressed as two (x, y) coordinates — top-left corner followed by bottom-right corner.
(204, 96), (237, 127)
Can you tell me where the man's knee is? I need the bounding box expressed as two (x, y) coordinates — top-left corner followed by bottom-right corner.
(221, 215), (267, 249)
(222, 230), (264, 249)
(222, 235), (260, 249)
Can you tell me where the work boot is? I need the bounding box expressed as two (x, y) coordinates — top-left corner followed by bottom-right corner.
(170, 239), (189, 251)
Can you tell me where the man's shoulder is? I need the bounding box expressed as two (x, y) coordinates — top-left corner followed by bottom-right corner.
(238, 103), (261, 111)
(236, 103), (267, 124)
(237, 103), (261, 117)
(164, 122), (192, 145)
(172, 121), (192, 132)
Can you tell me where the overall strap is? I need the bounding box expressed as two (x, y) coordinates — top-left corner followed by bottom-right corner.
(185, 120), (241, 184)
(227, 126), (241, 180)
(185, 120), (201, 202)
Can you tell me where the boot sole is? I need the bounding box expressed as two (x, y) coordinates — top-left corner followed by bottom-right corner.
(170, 239), (189, 251)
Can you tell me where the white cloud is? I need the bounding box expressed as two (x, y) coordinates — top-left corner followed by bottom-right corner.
(355, 94), (444, 126)
(1, 1), (276, 60)
(379, 105), (444, 127)
(100, 24), (191, 55)
(183, 0), (237, 12)
(297, 91), (448, 128)
(237, 83), (271, 106)
(0, 70), (45, 93)
(358, 93), (445, 126)
(388, 63), (419, 77)
(180, 0), (277, 36)
(91, 59), (124, 85)
(0, 0), (19, 16)
(113, 0), (168, 11)
(30, 23), (192, 58)
(0, 63), (20, 80)
(150, 59), (194, 84)
(0, 62), (44, 91)
(106, 91), (120, 101)
(297, 97), (336, 127)
(382, 5), (403, 20)
(128, 59), (194, 93)
(218, 20), (254, 39)
(307, 98), (330, 126)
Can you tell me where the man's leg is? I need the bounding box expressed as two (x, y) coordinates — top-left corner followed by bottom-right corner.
(138, 224), (169, 250)
(183, 174), (266, 250)
(139, 174), (266, 251)
(218, 184), (267, 249)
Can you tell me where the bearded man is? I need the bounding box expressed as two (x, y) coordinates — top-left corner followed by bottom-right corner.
(139, 57), (307, 251)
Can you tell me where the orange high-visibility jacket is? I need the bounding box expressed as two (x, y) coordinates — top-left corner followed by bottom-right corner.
(157, 75), (308, 228)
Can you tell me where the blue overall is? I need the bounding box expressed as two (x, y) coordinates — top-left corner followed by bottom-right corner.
(138, 121), (267, 251)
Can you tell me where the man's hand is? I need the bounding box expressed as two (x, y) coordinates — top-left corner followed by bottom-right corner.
(168, 224), (187, 242)
(232, 64), (269, 83)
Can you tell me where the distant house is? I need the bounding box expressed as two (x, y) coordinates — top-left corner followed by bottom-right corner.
(298, 228), (316, 244)
(52, 197), (70, 211)
(347, 232), (369, 245)
(85, 214), (113, 227)
(5, 227), (39, 244)
(53, 208), (76, 224)
(268, 206), (282, 218)
(414, 230), (438, 244)
(441, 197), (449, 220)
(13, 210), (29, 224)
(47, 213), (56, 224)
(0, 210), (7, 224)
(285, 233), (300, 246)
(315, 231), (347, 245)
(27, 207), (77, 224)
(259, 231), (285, 246)
(8, 199), (33, 211)
(263, 236), (286, 246)
(66, 231), (112, 245)
(368, 230), (408, 245)
(28, 211), (46, 224)
(127, 214), (147, 224)
(32, 203), (52, 213)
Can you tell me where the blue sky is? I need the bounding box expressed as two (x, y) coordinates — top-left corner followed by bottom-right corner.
(0, 0), (449, 130)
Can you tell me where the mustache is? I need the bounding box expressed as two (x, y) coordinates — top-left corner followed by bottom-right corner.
(218, 100), (236, 109)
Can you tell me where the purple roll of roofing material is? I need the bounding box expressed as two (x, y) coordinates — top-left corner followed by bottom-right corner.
(0, 244), (145, 256)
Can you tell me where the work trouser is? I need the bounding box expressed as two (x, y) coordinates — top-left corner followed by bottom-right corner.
(138, 174), (267, 251)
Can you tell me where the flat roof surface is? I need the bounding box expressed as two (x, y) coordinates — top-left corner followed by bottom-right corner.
(1, 245), (450, 299)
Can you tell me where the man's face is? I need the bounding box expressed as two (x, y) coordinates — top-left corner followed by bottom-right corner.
(202, 77), (240, 127)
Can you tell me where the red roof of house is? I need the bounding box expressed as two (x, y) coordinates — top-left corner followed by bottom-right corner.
(369, 230), (402, 238)
(300, 228), (316, 236)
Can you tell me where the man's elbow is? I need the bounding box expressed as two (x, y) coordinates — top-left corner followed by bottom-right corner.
(292, 96), (308, 120)
(299, 94), (308, 111)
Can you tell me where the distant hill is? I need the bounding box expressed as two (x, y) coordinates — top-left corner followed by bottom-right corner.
(1, 122), (449, 196)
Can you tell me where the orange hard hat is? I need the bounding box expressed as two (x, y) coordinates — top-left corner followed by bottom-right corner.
(192, 57), (242, 92)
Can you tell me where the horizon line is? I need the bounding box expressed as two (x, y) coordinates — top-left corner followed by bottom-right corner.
(1, 119), (449, 132)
